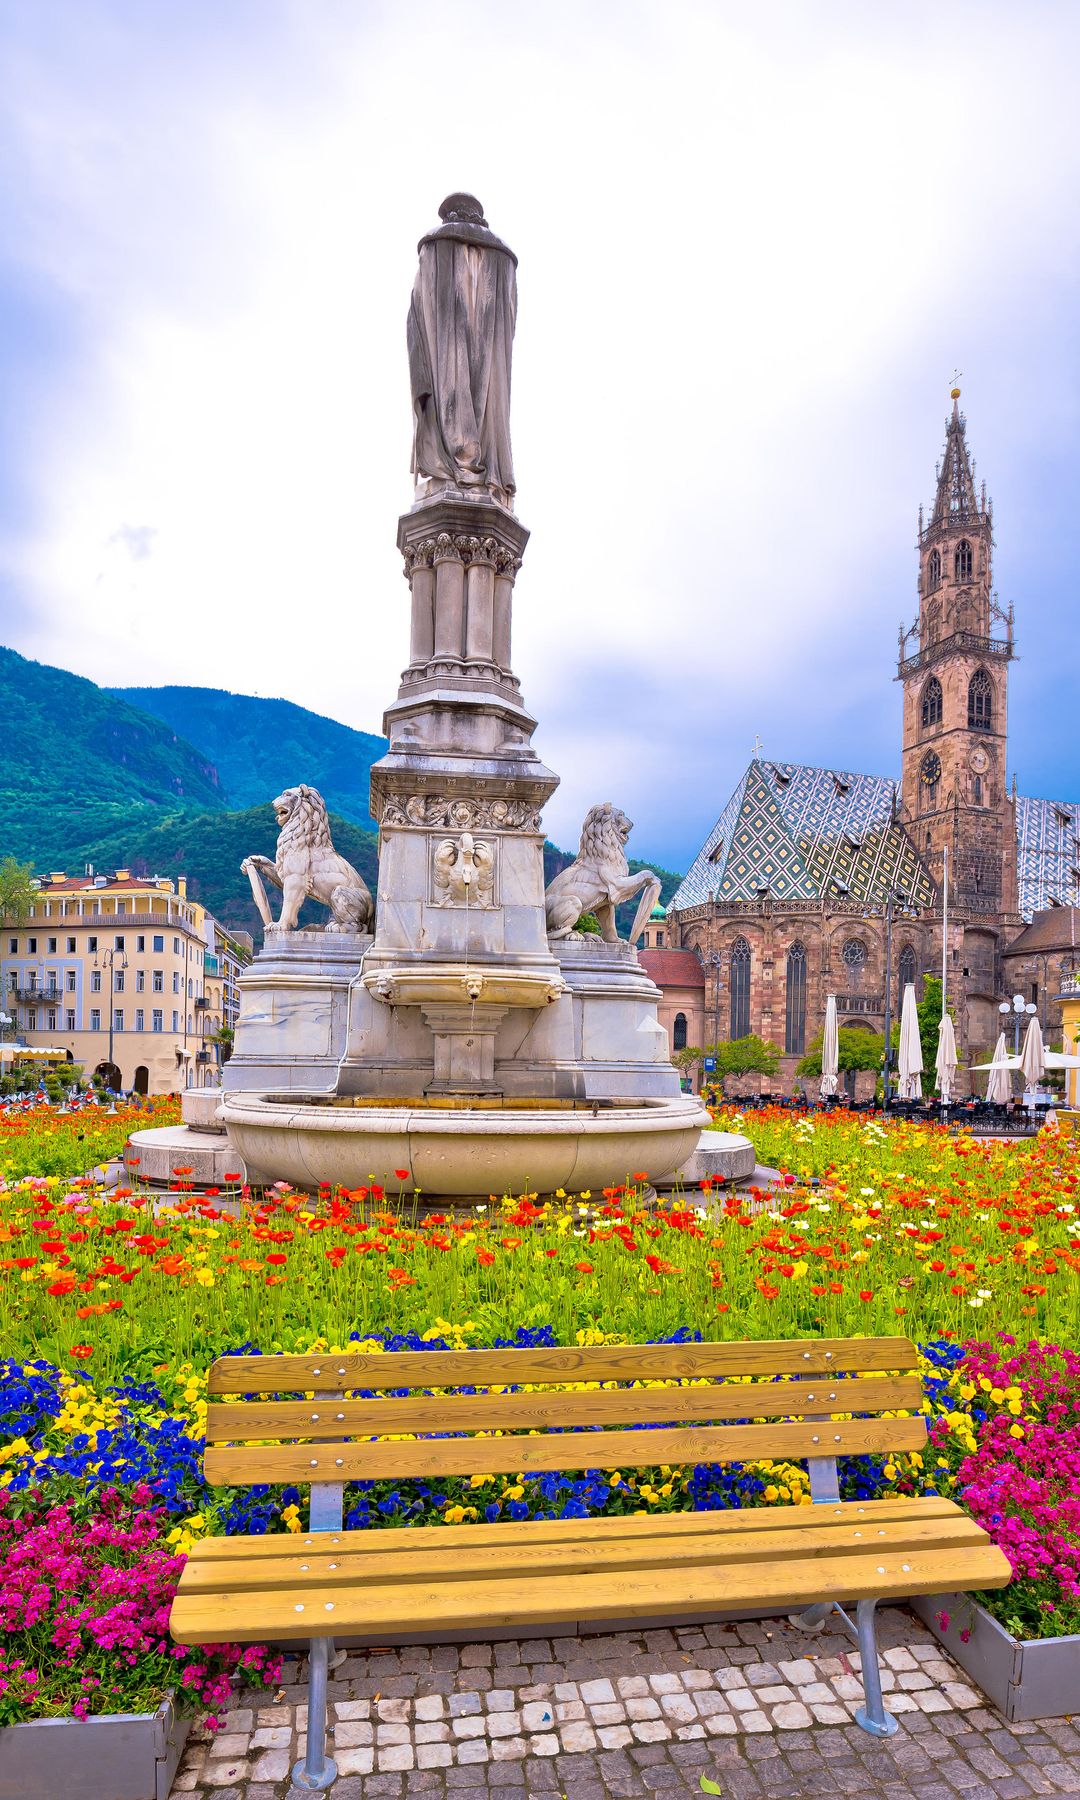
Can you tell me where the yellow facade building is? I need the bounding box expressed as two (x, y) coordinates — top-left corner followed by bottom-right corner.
(2, 870), (248, 1095)
(1060, 975), (1080, 1112)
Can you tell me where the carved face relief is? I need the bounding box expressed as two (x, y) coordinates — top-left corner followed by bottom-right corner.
(431, 832), (497, 908)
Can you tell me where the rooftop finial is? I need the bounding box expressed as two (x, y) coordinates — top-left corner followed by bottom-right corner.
(950, 368), (962, 401)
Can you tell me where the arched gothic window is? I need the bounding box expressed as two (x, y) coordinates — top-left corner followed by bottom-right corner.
(927, 549), (941, 591)
(955, 539), (973, 581)
(921, 676), (943, 730)
(898, 944), (918, 997)
(968, 668), (993, 731)
(785, 941), (807, 1056)
(729, 937), (751, 1041)
(974, 774), (983, 806)
(673, 1011), (687, 1052)
(842, 938), (868, 986)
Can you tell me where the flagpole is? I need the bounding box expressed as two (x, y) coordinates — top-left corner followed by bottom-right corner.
(940, 846), (949, 1119)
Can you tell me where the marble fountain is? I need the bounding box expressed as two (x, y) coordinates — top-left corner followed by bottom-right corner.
(127, 193), (736, 1201)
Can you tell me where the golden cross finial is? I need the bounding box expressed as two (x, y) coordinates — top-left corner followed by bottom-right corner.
(950, 368), (962, 400)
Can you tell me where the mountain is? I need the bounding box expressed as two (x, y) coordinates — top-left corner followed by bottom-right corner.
(73, 805), (381, 940)
(111, 686), (386, 829)
(0, 646), (226, 868)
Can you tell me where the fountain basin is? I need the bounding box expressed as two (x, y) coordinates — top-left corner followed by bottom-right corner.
(219, 1092), (708, 1197)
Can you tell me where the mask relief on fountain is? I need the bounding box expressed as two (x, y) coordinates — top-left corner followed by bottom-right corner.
(432, 833), (496, 908)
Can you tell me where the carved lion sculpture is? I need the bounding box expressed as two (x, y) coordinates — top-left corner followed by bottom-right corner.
(544, 803), (661, 946)
(241, 785), (375, 933)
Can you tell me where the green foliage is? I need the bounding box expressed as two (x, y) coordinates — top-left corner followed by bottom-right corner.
(0, 648), (225, 868)
(112, 685), (387, 829)
(797, 1026), (886, 1077)
(575, 912), (602, 935)
(0, 856), (36, 922)
(672, 1045), (703, 1073)
(707, 1034), (781, 1091)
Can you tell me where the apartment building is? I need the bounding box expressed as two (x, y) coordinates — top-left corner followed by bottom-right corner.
(2, 869), (241, 1095)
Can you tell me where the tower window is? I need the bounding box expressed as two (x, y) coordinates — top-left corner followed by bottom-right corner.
(898, 944), (918, 998)
(673, 1011), (688, 1052)
(955, 539), (973, 581)
(974, 774), (982, 806)
(785, 941), (807, 1056)
(729, 937), (751, 1040)
(968, 668), (993, 731)
(921, 676), (943, 730)
(927, 548), (941, 591)
(920, 750), (941, 810)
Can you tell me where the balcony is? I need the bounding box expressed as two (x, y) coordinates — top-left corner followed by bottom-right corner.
(898, 630), (1014, 679)
(11, 987), (61, 1003)
(194, 995), (210, 1010)
(1059, 976), (1080, 1000)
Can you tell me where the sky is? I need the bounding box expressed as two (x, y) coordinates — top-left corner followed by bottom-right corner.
(2, 0), (1079, 872)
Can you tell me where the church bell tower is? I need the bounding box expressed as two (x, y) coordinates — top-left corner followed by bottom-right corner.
(898, 390), (1018, 916)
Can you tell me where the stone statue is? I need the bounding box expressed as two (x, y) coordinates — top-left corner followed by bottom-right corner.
(408, 193), (517, 504)
(544, 804), (662, 947)
(242, 786), (374, 933)
(432, 831), (496, 908)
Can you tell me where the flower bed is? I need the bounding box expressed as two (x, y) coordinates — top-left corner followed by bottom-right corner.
(0, 1098), (180, 1184)
(1, 1109), (1078, 1729)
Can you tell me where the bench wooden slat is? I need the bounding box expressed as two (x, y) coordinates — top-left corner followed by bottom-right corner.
(203, 1374), (925, 1443)
(203, 1413), (928, 1486)
(206, 1336), (917, 1394)
(186, 1494), (964, 1559)
(169, 1541), (1012, 1644)
(177, 1511), (988, 1593)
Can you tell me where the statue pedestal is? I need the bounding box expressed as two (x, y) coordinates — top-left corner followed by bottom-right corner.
(223, 927), (372, 1095)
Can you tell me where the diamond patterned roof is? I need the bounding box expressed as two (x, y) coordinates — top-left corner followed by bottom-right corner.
(670, 760), (935, 913)
(1016, 794), (1080, 919)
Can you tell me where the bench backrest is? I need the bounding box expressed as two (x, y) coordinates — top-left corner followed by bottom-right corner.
(204, 1338), (926, 1507)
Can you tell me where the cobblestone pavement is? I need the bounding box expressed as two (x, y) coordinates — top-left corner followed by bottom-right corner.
(170, 1608), (1080, 1800)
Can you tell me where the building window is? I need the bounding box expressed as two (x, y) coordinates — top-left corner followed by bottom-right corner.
(173, 937), (180, 955)
(153, 934), (164, 953)
(968, 668), (993, 731)
(974, 774), (982, 806)
(173, 972), (180, 994)
(729, 937), (751, 1040)
(927, 548), (941, 591)
(87, 936), (97, 953)
(47, 936), (56, 953)
(136, 969), (145, 991)
(172, 1010), (179, 1032)
(113, 935), (124, 952)
(152, 1009), (163, 1032)
(66, 937), (76, 953)
(114, 970), (125, 992)
(187, 977), (193, 998)
(955, 539), (973, 581)
(153, 971), (163, 992)
(921, 676), (943, 730)
(113, 1010), (124, 1033)
(90, 1008), (100, 1032)
(7, 937), (15, 955)
(47, 1009), (57, 1031)
(90, 970), (102, 993)
(27, 1009), (37, 1030)
(66, 971), (76, 991)
(27, 937), (36, 953)
(66, 1010), (75, 1031)
(136, 935), (145, 953)
(673, 1011), (688, 1052)
(841, 938), (868, 984)
(785, 941), (807, 1055)
(1031, 981), (1038, 1006)
(920, 750), (941, 810)
(135, 1008), (145, 1031)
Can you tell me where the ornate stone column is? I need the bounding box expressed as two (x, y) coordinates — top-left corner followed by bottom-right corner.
(432, 533), (466, 661)
(492, 548), (517, 672)
(405, 540), (435, 666)
(464, 536), (497, 663)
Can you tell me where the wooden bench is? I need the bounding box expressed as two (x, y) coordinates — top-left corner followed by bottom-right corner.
(171, 1335), (1010, 1790)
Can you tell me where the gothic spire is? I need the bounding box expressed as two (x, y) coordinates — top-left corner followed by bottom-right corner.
(930, 389), (985, 527)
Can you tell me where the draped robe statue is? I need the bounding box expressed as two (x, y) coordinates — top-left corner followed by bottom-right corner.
(407, 193), (517, 505)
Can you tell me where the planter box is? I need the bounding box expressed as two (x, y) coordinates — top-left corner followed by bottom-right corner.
(911, 1592), (1080, 1721)
(0, 1696), (188, 1800)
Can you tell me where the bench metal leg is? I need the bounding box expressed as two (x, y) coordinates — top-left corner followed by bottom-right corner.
(853, 1598), (898, 1738)
(788, 1601), (834, 1631)
(291, 1636), (338, 1790)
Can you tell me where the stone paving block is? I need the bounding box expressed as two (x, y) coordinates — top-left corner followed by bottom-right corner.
(333, 1720), (373, 1747)
(417, 1741), (453, 1768)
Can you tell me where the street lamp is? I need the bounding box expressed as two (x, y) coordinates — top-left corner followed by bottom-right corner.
(93, 949), (128, 1089)
(998, 993), (1037, 1055)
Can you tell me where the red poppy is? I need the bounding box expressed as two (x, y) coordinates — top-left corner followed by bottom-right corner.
(71, 1344), (94, 1359)
(394, 1169), (410, 1180)
(266, 1253), (287, 1265)
(477, 1249), (496, 1267)
(574, 1261), (594, 1273)
(859, 1290), (873, 1302)
(224, 1172), (241, 1181)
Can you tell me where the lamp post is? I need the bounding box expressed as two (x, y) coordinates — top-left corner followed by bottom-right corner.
(998, 993), (1037, 1056)
(94, 949), (128, 1089)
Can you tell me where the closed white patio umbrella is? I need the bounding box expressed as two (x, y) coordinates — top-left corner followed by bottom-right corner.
(1020, 1016), (1045, 1092)
(897, 982), (923, 1100)
(820, 993), (839, 1100)
(983, 1032), (1012, 1104)
(935, 1012), (959, 1104)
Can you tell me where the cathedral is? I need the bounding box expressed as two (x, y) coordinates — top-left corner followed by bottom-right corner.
(643, 392), (1080, 1091)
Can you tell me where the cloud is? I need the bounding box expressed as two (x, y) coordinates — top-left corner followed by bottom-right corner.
(0, 0), (1079, 866)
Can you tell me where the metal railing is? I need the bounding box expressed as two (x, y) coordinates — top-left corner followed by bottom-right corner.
(898, 630), (1013, 678)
